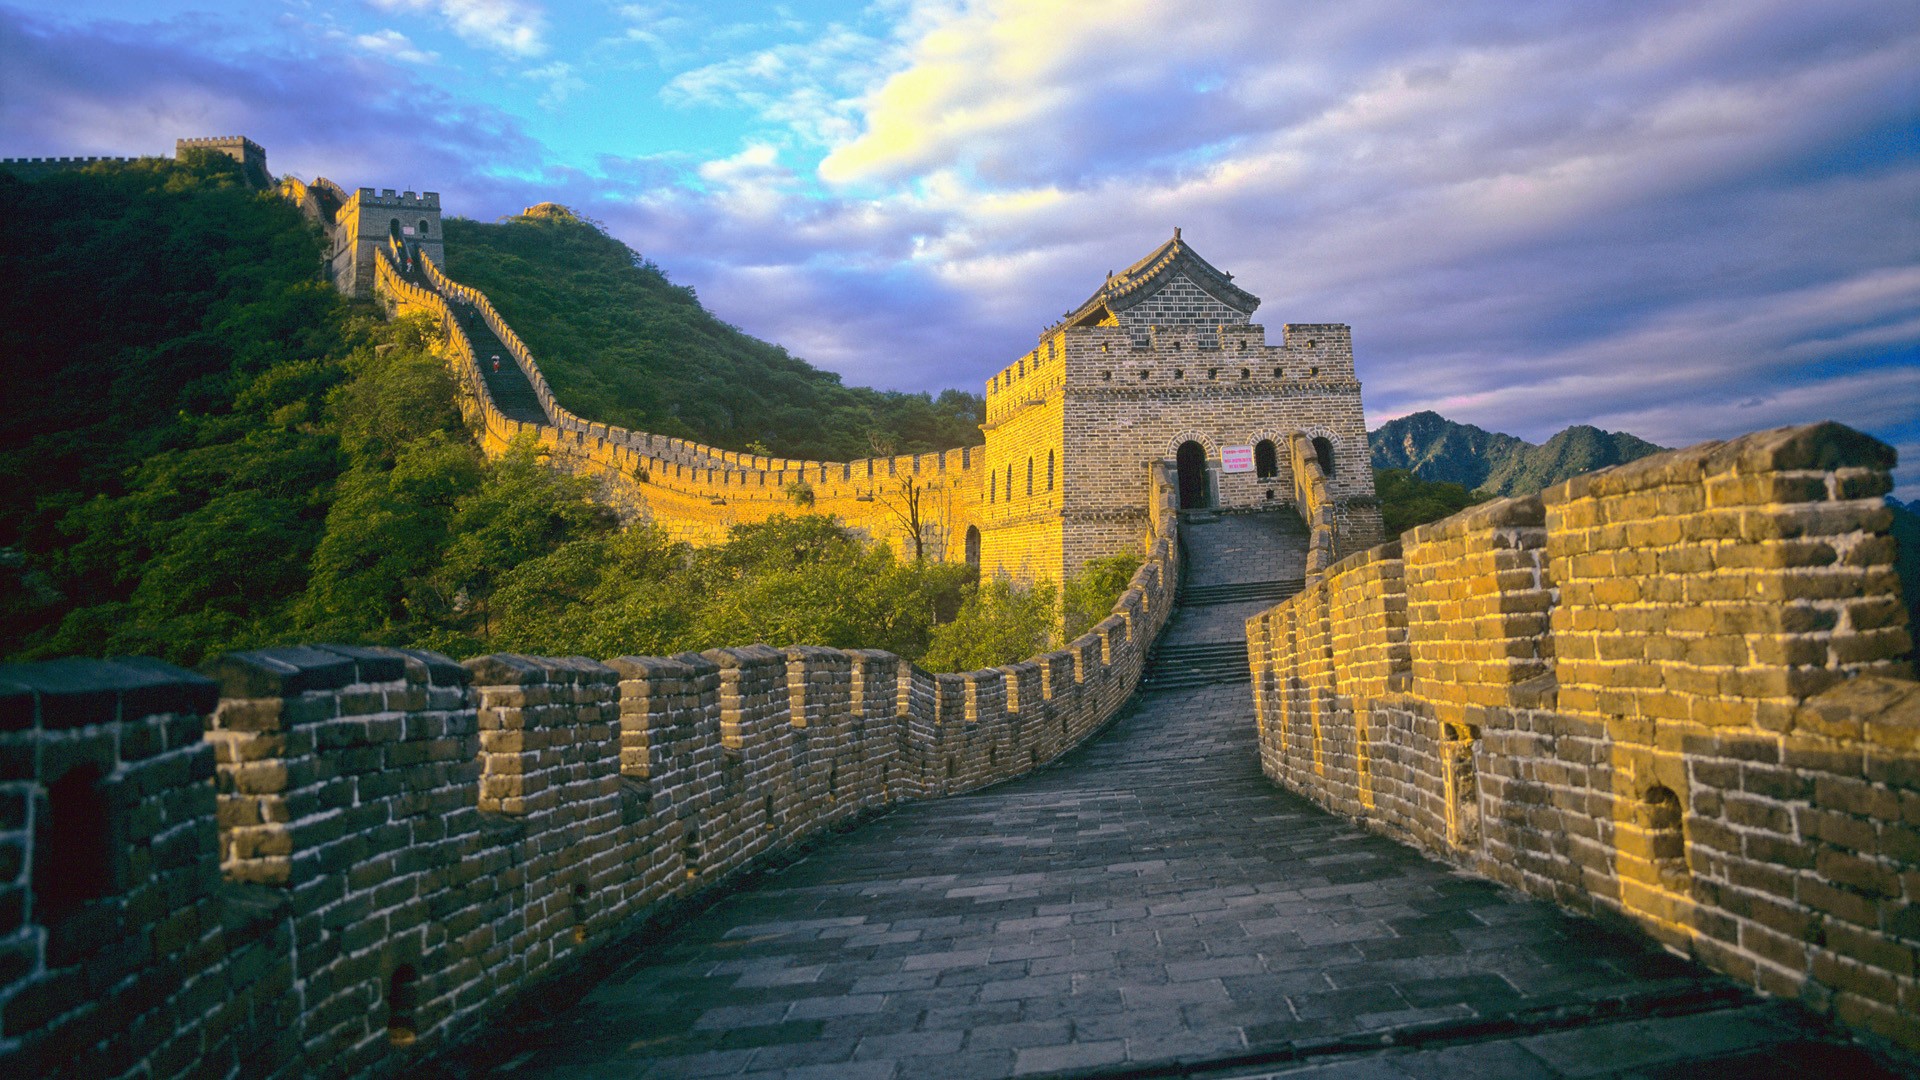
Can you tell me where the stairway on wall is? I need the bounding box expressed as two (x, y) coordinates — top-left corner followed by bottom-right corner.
(1141, 509), (1308, 690)
(396, 255), (551, 425)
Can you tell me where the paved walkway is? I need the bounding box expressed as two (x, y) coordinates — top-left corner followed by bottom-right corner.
(464, 681), (1897, 1079)
(447, 516), (1908, 1079)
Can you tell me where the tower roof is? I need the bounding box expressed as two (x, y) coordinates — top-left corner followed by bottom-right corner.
(1060, 229), (1260, 330)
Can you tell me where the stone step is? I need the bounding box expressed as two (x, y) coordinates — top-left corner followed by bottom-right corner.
(1179, 578), (1305, 607)
(1142, 639), (1251, 688)
(448, 303), (550, 425)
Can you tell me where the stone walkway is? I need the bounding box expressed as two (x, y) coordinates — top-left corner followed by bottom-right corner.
(456, 690), (1900, 1079)
(444, 514), (1909, 1079)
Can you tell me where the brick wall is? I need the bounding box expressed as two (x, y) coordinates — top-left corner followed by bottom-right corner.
(0, 466), (1181, 1079)
(394, 245), (1377, 586)
(1246, 422), (1920, 1049)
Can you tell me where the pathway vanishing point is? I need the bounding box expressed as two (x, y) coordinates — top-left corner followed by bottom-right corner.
(446, 514), (1910, 1080)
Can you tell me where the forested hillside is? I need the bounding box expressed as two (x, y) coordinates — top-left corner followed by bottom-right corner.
(443, 207), (983, 460)
(1370, 410), (1665, 496)
(0, 160), (1109, 669)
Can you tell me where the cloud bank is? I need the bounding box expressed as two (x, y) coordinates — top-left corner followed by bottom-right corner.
(3, 1), (1915, 494)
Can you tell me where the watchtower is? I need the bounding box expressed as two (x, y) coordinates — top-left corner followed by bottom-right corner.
(174, 136), (270, 188)
(326, 187), (444, 297)
(976, 231), (1382, 582)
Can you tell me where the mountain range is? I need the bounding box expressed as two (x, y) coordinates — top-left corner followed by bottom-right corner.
(1369, 411), (1668, 497)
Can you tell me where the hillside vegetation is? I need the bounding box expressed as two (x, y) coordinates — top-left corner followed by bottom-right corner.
(0, 159), (1129, 670)
(1371, 410), (1665, 497)
(442, 210), (983, 460)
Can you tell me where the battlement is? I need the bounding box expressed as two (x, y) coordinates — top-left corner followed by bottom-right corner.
(2, 133), (269, 186)
(354, 186), (441, 210)
(174, 135), (264, 154)
(1249, 421), (1919, 1049)
(381, 224), (1380, 581)
(0, 155), (141, 167)
(173, 136), (268, 187)
(0, 467), (1184, 1078)
(376, 215), (1377, 580)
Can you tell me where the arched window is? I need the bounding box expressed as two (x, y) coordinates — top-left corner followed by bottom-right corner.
(1006, 464), (1013, 500)
(418, 218), (431, 236)
(1047, 450), (1055, 490)
(387, 965), (420, 1046)
(388, 218), (402, 242)
(1026, 457), (1034, 495)
(989, 471), (996, 503)
(964, 526), (981, 570)
(1255, 440), (1278, 480)
(1313, 436), (1335, 477)
(35, 764), (113, 923)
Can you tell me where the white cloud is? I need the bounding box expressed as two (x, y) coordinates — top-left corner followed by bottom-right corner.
(662, 24), (889, 148)
(366, 0), (547, 57)
(613, 0), (1915, 457)
(12, 1), (1910, 470)
(522, 60), (584, 107)
(351, 28), (438, 64)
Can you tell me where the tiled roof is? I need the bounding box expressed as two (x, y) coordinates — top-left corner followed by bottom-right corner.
(1056, 229), (1260, 331)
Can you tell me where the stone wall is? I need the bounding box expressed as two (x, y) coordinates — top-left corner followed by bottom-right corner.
(0, 466), (1181, 1079)
(1247, 422), (1920, 1049)
(386, 250), (988, 563)
(976, 317), (1382, 581)
(387, 241), (1374, 585)
(1, 136), (266, 186)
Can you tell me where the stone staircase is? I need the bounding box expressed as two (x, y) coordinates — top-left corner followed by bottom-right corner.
(1178, 577), (1304, 607)
(448, 294), (550, 425)
(395, 254), (551, 425)
(1139, 510), (1310, 691)
(1140, 638), (1252, 689)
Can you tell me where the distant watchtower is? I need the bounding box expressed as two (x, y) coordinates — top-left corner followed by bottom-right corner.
(976, 231), (1383, 582)
(174, 136), (270, 188)
(326, 187), (444, 297)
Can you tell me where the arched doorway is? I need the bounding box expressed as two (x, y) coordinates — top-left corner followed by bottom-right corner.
(1176, 441), (1208, 509)
(1312, 436), (1334, 477)
(964, 526), (981, 570)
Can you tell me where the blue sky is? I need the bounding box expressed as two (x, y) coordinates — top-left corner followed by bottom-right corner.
(4, 1), (1917, 495)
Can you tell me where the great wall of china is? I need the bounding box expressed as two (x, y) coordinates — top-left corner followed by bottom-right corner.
(1251, 424), (1919, 1048)
(0, 141), (1913, 1077)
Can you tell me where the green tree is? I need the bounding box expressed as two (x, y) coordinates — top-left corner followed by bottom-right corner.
(922, 576), (1060, 673)
(1373, 468), (1488, 538)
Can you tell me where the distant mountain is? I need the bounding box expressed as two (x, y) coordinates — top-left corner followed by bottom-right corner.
(1368, 411), (1667, 497)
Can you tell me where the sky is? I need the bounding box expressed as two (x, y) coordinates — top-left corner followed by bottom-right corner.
(4, 0), (1917, 495)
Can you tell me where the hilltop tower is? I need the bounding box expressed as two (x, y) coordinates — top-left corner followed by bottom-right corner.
(1, 134), (267, 184)
(174, 136), (269, 187)
(976, 231), (1383, 582)
(326, 187), (444, 297)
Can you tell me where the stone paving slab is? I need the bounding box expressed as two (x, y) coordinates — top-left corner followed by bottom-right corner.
(1223, 1002), (1909, 1080)
(455, 672), (1903, 1079)
(1179, 511), (1308, 589)
(1156, 599), (1274, 649)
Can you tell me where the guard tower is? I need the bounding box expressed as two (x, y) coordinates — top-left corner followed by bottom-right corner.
(326, 187), (444, 297)
(174, 136), (270, 188)
(976, 231), (1382, 582)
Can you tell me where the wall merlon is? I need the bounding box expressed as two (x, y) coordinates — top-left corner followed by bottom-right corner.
(1248, 420), (1919, 1051)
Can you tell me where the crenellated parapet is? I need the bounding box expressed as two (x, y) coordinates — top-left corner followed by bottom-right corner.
(378, 226), (1372, 583)
(385, 248), (990, 558)
(1248, 421), (1920, 1049)
(0, 464), (1182, 1079)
